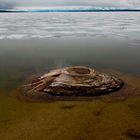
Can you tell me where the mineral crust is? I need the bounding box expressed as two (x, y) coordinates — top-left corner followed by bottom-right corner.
(24, 66), (124, 97)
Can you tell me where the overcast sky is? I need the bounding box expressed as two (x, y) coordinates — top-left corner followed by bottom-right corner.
(0, 0), (140, 9)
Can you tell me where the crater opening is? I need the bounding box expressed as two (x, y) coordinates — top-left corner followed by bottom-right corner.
(66, 67), (91, 75)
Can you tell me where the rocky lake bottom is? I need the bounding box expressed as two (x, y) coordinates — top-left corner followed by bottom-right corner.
(0, 70), (140, 140)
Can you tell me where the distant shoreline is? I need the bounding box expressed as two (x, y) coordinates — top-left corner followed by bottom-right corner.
(0, 9), (140, 13)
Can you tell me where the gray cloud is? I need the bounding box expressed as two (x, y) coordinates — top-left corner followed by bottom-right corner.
(0, 1), (15, 9)
(0, 0), (140, 8)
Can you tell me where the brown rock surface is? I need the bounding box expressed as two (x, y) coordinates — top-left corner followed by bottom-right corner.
(23, 66), (123, 97)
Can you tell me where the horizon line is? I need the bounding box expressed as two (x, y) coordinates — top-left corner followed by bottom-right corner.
(0, 8), (140, 13)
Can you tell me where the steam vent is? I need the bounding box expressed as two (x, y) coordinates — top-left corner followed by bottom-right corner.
(24, 66), (124, 97)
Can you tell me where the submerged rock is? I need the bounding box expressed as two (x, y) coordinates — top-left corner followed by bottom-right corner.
(23, 66), (124, 97)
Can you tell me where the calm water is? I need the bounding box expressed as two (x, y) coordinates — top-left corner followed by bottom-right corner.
(0, 12), (140, 40)
(0, 12), (140, 140)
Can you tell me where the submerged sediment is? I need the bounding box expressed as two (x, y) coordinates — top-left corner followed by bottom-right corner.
(22, 66), (123, 98)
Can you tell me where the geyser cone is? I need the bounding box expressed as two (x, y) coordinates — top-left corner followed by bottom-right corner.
(23, 66), (124, 97)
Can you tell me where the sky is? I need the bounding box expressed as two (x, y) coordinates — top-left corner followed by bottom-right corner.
(0, 0), (140, 9)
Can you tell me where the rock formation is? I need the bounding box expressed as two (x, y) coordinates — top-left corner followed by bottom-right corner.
(23, 66), (124, 97)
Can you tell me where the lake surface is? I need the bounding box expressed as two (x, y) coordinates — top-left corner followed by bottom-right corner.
(0, 12), (140, 40)
(0, 12), (140, 140)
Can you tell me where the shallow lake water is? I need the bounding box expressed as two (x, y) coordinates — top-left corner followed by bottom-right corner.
(0, 12), (140, 140)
